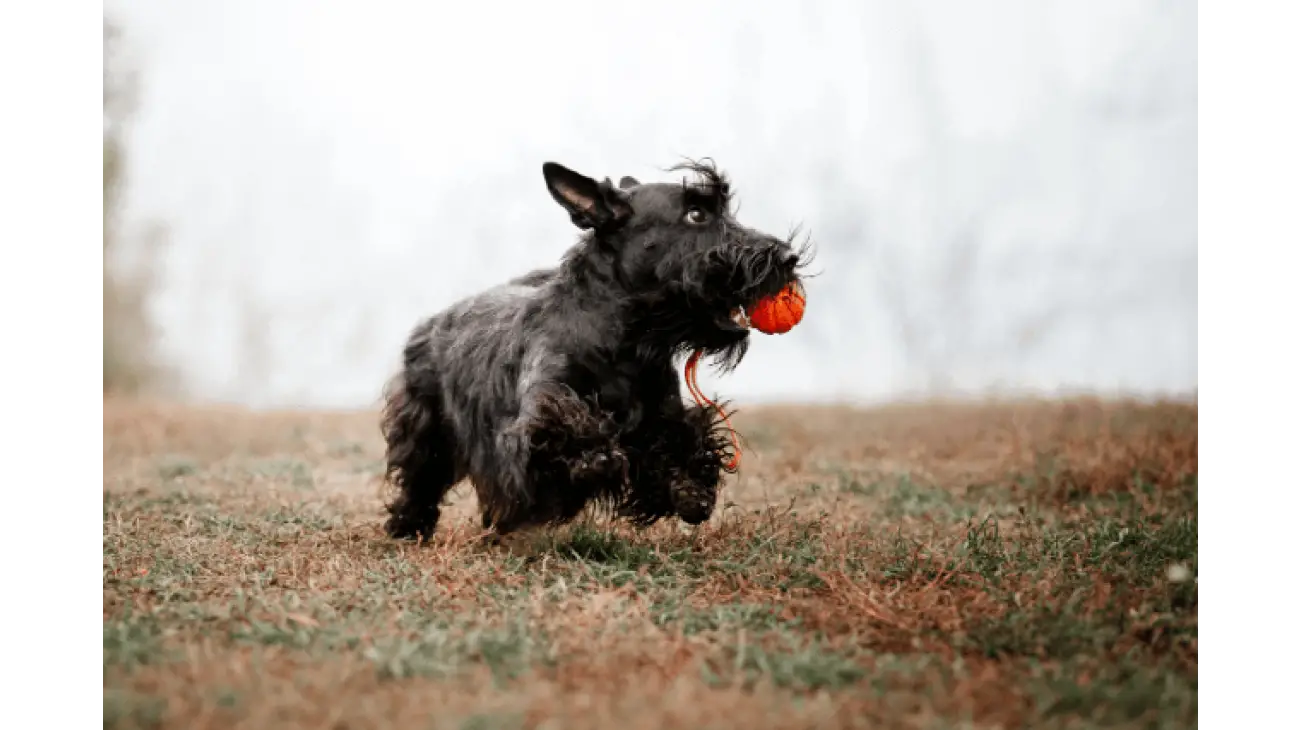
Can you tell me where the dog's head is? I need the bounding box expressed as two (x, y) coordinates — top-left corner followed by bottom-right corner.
(543, 159), (812, 369)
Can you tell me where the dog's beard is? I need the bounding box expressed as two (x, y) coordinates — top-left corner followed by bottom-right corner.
(701, 338), (750, 373)
(629, 235), (810, 373)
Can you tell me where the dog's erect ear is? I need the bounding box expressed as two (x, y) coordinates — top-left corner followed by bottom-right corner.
(542, 162), (633, 231)
(619, 176), (640, 190)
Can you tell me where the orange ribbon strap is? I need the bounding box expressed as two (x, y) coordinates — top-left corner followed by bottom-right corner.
(684, 348), (741, 471)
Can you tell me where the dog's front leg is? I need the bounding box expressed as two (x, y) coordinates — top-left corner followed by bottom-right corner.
(622, 401), (735, 526)
(487, 383), (628, 534)
(670, 402), (736, 524)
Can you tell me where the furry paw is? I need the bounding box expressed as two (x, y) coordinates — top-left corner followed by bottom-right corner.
(572, 445), (629, 486)
(384, 504), (441, 543)
(670, 477), (716, 525)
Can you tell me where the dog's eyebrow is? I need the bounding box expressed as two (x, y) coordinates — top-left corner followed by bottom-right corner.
(682, 185), (726, 213)
(668, 159), (733, 212)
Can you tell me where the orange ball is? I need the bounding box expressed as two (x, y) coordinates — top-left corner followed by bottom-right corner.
(750, 282), (806, 334)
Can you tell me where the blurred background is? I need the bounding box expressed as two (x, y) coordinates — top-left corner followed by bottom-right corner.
(103, 0), (1196, 410)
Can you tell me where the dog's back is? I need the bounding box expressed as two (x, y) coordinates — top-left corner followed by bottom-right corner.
(405, 271), (552, 408)
(405, 265), (560, 399)
(508, 267), (556, 288)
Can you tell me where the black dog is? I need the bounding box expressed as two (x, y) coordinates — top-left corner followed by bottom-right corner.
(381, 159), (810, 540)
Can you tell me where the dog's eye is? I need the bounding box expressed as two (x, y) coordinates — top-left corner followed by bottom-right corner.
(684, 208), (710, 225)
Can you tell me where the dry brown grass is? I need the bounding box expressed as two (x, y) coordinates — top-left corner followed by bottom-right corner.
(104, 396), (1197, 730)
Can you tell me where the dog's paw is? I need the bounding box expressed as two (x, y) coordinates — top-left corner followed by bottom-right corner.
(685, 456), (728, 486)
(670, 478), (716, 525)
(384, 510), (440, 543)
(572, 445), (629, 485)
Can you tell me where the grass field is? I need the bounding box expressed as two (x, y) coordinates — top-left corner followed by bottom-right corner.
(103, 395), (1197, 729)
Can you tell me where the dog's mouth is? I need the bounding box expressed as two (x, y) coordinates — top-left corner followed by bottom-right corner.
(718, 282), (798, 333)
(719, 278), (803, 333)
(719, 296), (764, 333)
(726, 305), (752, 331)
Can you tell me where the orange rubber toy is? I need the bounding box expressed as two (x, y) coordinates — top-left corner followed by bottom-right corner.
(748, 281), (807, 334)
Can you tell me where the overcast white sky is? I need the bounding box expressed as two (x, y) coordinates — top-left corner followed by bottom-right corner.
(108, 0), (1196, 408)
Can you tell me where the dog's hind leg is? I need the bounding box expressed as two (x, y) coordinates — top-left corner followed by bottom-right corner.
(381, 375), (461, 542)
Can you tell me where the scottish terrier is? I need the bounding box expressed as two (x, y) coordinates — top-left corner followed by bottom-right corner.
(381, 159), (810, 540)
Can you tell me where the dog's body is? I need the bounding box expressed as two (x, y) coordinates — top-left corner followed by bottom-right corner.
(382, 160), (808, 540)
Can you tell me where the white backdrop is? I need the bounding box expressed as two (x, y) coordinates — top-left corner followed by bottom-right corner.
(110, 0), (1196, 408)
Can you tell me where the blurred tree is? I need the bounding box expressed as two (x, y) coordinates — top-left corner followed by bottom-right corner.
(104, 17), (166, 394)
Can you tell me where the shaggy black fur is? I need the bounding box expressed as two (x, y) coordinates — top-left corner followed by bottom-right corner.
(381, 159), (811, 540)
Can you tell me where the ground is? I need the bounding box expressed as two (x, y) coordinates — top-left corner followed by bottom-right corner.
(103, 395), (1197, 730)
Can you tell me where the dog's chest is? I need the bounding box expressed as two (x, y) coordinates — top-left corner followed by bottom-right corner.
(571, 356), (674, 432)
